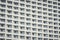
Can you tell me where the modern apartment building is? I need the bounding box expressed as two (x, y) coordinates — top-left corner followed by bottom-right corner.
(0, 0), (60, 40)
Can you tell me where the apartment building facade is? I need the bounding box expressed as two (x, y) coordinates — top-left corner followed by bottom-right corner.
(0, 0), (60, 40)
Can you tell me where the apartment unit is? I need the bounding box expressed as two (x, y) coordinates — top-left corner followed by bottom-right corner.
(0, 0), (60, 40)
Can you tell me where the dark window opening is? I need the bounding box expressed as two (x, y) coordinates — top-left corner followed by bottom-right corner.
(43, 0), (47, 2)
(0, 0), (6, 3)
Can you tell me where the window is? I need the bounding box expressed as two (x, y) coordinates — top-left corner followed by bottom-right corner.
(32, 32), (37, 36)
(32, 37), (37, 40)
(37, 7), (42, 10)
(44, 34), (48, 37)
(20, 3), (25, 6)
(32, 6), (36, 9)
(14, 2), (18, 5)
(54, 27), (58, 29)
(49, 17), (53, 20)
(14, 25), (18, 29)
(38, 29), (42, 32)
(49, 22), (53, 24)
(0, 4), (6, 8)
(20, 36), (25, 39)
(7, 34), (12, 38)
(7, 15), (12, 18)
(43, 21), (47, 24)
(53, 10), (57, 13)
(0, 28), (5, 32)
(26, 9), (30, 12)
(49, 30), (53, 33)
(58, 11), (60, 13)
(26, 5), (31, 8)
(32, 10), (36, 13)
(32, 23), (36, 27)
(20, 12), (25, 16)
(20, 8), (25, 11)
(38, 0), (42, 1)
(7, 10), (12, 14)
(0, 18), (5, 22)
(48, 1), (52, 4)
(58, 0), (60, 1)
(32, 19), (36, 22)
(14, 30), (18, 33)
(7, 25), (12, 28)
(7, 29), (12, 33)
(53, 6), (57, 9)
(44, 38), (48, 40)
(7, 20), (12, 23)
(26, 36), (31, 40)
(7, 5), (12, 9)
(58, 3), (60, 6)
(20, 0), (25, 2)
(59, 19), (60, 21)
(54, 35), (58, 38)
(26, 18), (31, 21)
(0, 0), (6, 3)
(14, 35), (18, 38)
(14, 7), (18, 10)
(53, 2), (57, 5)
(48, 13), (52, 16)
(43, 8), (47, 11)
(43, 25), (48, 28)
(14, 21), (18, 24)
(14, 11), (18, 14)
(43, 4), (47, 7)
(38, 33), (42, 36)
(43, 0), (47, 2)
(26, 23), (31, 26)
(7, 1), (12, 4)
(0, 39), (5, 40)
(43, 16), (47, 19)
(0, 24), (5, 27)
(26, 0), (30, 3)
(26, 27), (31, 30)
(38, 24), (42, 27)
(32, 28), (36, 31)
(43, 12), (47, 15)
(38, 38), (42, 40)
(32, 15), (36, 18)
(49, 34), (53, 37)
(20, 22), (25, 25)
(49, 26), (53, 29)
(0, 9), (5, 12)
(26, 14), (31, 17)
(44, 29), (48, 32)
(53, 14), (57, 17)
(20, 17), (25, 20)
(0, 33), (5, 37)
(58, 7), (60, 9)
(20, 31), (25, 34)
(32, 1), (36, 4)
(48, 5), (52, 8)
(38, 20), (42, 23)
(38, 11), (42, 14)
(37, 3), (42, 5)
(14, 16), (18, 19)
(54, 22), (58, 25)
(48, 9), (52, 12)
(26, 32), (31, 35)
(20, 26), (25, 30)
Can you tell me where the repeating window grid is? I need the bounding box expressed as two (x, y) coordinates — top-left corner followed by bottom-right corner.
(0, 0), (59, 40)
